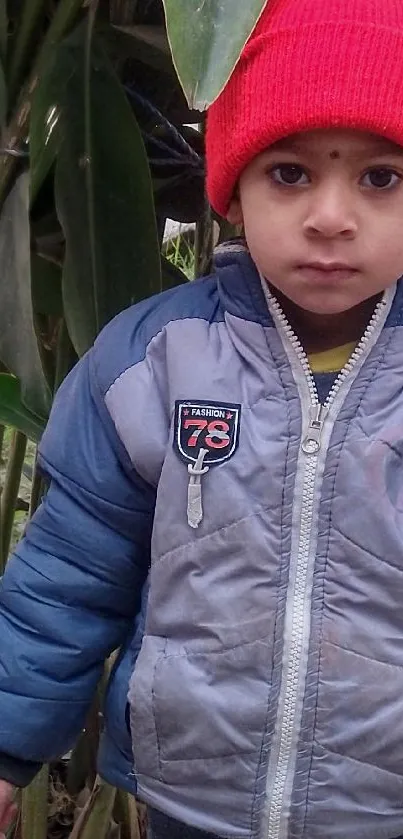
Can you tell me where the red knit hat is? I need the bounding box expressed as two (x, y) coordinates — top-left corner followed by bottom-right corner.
(206, 0), (403, 216)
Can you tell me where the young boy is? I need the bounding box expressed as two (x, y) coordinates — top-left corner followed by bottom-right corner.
(2, 0), (403, 837)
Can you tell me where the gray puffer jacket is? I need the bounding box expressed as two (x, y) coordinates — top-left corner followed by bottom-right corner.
(124, 245), (403, 839)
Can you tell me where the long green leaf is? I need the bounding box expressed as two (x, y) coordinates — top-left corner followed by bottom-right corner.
(7, 0), (47, 109)
(109, 23), (173, 74)
(0, 0), (6, 127)
(31, 254), (65, 392)
(29, 41), (75, 202)
(21, 765), (49, 839)
(162, 0), (269, 109)
(0, 173), (51, 418)
(0, 0), (6, 126)
(0, 0), (83, 209)
(0, 0), (6, 63)
(0, 374), (46, 441)
(68, 779), (116, 839)
(53, 22), (161, 356)
(0, 54), (7, 128)
(114, 790), (143, 839)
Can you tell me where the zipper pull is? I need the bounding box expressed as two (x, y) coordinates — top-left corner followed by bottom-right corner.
(187, 448), (210, 528)
(301, 404), (328, 454)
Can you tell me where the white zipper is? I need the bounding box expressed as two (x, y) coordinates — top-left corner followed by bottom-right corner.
(267, 291), (386, 454)
(260, 282), (390, 839)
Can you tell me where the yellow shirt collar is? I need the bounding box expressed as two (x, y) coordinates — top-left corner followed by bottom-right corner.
(308, 341), (356, 374)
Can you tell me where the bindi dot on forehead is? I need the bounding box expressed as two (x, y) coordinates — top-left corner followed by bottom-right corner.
(329, 150), (340, 160)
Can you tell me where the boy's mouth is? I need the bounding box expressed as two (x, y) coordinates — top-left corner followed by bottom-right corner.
(302, 261), (356, 272)
(297, 261), (358, 282)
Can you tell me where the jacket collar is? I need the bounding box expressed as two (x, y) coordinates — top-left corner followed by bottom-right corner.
(214, 239), (403, 333)
(214, 240), (275, 327)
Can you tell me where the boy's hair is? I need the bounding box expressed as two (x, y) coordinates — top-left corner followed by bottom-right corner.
(206, 0), (403, 216)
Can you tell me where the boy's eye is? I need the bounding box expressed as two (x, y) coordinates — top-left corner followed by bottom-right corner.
(269, 164), (309, 186)
(361, 168), (401, 189)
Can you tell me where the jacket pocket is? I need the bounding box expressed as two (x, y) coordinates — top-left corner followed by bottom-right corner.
(128, 635), (166, 781)
(128, 633), (271, 785)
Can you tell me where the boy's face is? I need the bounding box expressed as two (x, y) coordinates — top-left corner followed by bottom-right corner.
(227, 129), (403, 316)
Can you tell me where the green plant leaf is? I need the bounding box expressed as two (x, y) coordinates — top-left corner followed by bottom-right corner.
(68, 779), (116, 839)
(53, 21), (161, 356)
(30, 254), (64, 391)
(162, 0), (269, 109)
(0, 0), (7, 63)
(0, 173), (51, 418)
(0, 0), (7, 129)
(29, 42), (74, 202)
(108, 23), (173, 74)
(0, 55), (7, 128)
(21, 765), (49, 839)
(7, 0), (47, 109)
(0, 0), (83, 212)
(113, 790), (143, 839)
(0, 375), (46, 441)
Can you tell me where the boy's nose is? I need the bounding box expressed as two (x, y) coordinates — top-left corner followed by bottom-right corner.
(302, 184), (358, 240)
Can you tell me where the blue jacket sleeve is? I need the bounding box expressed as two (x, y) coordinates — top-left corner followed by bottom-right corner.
(0, 346), (155, 779)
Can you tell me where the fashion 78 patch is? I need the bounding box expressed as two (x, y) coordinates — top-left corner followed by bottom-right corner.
(173, 400), (241, 467)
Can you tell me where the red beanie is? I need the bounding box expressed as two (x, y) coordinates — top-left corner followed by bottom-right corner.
(206, 0), (403, 216)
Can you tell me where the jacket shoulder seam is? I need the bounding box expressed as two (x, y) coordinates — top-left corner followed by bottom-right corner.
(103, 315), (217, 400)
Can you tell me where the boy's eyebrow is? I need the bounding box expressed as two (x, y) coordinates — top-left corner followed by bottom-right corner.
(267, 136), (403, 158)
(268, 137), (302, 153)
(364, 141), (403, 158)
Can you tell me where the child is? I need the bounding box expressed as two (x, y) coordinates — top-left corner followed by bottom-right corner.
(2, 0), (403, 837)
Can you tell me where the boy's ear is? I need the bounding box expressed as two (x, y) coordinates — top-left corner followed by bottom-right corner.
(226, 194), (243, 226)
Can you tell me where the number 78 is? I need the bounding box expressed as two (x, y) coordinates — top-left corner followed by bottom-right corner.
(183, 418), (230, 449)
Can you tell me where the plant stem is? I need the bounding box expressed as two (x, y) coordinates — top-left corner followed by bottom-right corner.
(0, 429), (26, 569)
(194, 200), (213, 278)
(29, 448), (43, 517)
(21, 764), (49, 839)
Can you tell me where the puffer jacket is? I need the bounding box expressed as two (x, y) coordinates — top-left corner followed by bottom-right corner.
(1, 243), (403, 839)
